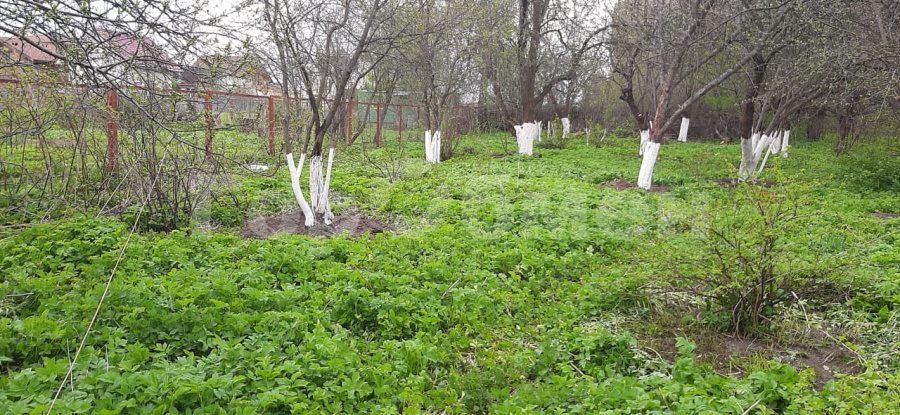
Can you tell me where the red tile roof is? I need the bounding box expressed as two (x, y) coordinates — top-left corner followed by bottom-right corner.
(0, 36), (60, 64)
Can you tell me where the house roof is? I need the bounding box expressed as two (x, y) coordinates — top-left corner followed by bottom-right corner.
(180, 54), (269, 85)
(98, 30), (178, 72)
(0, 36), (60, 64)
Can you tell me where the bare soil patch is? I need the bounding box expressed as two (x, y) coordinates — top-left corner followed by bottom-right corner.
(602, 179), (671, 193)
(241, 211), (385, 239)
(871, 212), (900, 219)
(707, 177), (779, 188)
(636, 317), (861, 390)
(692, 335), (861, 389)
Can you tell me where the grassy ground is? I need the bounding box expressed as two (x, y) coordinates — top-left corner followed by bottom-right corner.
(1, 130), (899, 413)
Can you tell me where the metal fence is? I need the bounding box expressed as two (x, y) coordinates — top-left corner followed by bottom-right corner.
(0, 79), (480, 171)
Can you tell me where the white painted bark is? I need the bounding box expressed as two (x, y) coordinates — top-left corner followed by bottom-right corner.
(321, 148), (335, 224)
(740, 133), (777, 180)
(538, 122), (543, 142)
(286, 153), (315, 226)
(561, 117), (571, 139)
(308, 154), (333, 225)
(515, 122), (540, 155)
(637, 141), (661, 190)
(425, 130), (442, 163)
(739, 138), (754, 179)
(432, 130), (441, 163)
(425, 130), (433, 163)
(780, 130), (790, 158)
(751, 132), (759, 151)
(677, 117), (690, 142)
(757, 143), (774, 175)
(639, 129), (649, 155)
(769, 131), (782, 155)
(753, 134), (770, 156)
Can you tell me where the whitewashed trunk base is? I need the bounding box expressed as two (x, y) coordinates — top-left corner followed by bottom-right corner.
(781, 130), (790, 158)
(637, 141), (661, 190)
(515, 122), (540, 155)
(770, 131), (782, 155)
(309, 154), (334, 225)
(287, 153), (315, 227)
(677, 117), (690, 142)
(561, 117), (571, 140)
(739, 138), (754, 180)
(425, 130), (441, 163)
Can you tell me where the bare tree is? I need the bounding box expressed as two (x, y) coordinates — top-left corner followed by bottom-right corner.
(261, 0), (399, 226)
(608, 0), (794, 189)
(481, 0), (608, 155)
(395, 0), (480, 163)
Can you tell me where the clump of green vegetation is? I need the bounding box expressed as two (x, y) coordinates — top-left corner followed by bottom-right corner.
(650, 183), (851, 335)
(841, 150), (900, 193)
(2, 133), (900, 413)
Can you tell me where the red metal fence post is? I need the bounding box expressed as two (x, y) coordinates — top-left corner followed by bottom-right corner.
(204, 91), (213, 159)
(267, 96), (275, 154)
(105, 89), (118, 171)
(375, 103), (382, 146)
(347, 100), (353, 146)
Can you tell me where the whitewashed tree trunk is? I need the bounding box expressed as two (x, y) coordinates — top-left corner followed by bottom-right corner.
(637, 141), (661, 190)
(538, 122), (543, 142)
(739, 138), (754, 179)
(424, 131), (431, 162)
(750, 132), (759, 151)
(639, 129), (650, 155)
(432, 130), (441, 163)
(769, 131), (782, 155)
(515, 122), (540, 155)
(424, 130), (433, 162)
(322, 148), (335, 224)
(308, 151), (334, 225)
(286, 153), (315, 226)
(425, 130), (442, 163)
(677, 117), (690, 142)
(780, 130), (790, 157)
(740, 133), (777, 180)
(561, 117), (571, 139)
(757, 140), (774, 175)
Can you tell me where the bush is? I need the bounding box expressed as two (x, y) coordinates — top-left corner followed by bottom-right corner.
(842, 152), (900, 192)
(651, 184), (850, 334)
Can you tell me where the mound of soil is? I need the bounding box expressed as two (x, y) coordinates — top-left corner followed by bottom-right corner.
(637, 319), (861, 390)
(691, 333), (862, 389)
(707, 177), (778, 188)
(241, 211), (385, 239)
(871, 212), (900, 220)
(602, 179), (671, 193)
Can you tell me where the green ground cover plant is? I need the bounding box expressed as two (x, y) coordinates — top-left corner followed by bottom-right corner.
(2, 132), (899, 413)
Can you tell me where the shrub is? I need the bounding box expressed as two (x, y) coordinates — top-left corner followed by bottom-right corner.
(651, 184), (850, 334)
(842, 152), (900, 192)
